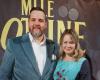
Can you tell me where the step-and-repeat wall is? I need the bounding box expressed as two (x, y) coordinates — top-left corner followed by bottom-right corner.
(0, 0), (100, 79)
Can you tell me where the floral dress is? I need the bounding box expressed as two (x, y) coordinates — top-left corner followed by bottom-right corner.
(53, 57), (86, 80)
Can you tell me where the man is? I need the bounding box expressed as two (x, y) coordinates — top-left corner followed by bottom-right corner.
(0, 7), (58, 80)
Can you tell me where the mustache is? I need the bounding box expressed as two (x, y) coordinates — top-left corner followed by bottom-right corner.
(31, 25), (41, 30)
(33, 25), (41, 28)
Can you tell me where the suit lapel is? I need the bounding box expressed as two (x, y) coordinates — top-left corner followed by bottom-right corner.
(21, 34), (40, 76)
(42, 39), (55, 77)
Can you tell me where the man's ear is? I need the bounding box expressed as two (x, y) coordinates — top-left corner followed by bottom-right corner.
(45, 22), (47, 28)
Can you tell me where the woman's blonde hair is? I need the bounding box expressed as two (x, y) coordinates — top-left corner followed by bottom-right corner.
(59, 29), (82, 60)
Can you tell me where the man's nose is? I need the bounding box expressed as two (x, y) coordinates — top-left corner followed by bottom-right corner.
(34, 20), (40, 25)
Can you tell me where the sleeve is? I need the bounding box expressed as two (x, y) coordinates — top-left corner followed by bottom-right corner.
(75, 59), (92, 80)
(0, 39), (15, 80)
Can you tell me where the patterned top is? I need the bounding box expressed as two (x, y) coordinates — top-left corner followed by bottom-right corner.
(53, 57), (86, 80)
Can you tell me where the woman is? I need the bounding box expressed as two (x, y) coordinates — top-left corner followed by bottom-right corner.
(53, 29), (92, 80)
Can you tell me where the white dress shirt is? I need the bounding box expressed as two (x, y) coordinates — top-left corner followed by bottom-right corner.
(29, 33), (47, 75)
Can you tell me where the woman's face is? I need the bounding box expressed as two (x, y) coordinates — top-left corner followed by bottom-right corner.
(62, 34), (76, 55)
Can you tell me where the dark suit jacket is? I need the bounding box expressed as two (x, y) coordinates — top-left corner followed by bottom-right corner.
(0, 33), (58, 80)
(75, 59), (92, 80)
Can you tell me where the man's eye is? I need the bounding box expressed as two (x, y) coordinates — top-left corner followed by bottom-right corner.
(64, 41), (67, 44)
(39, 19), (44, 22)
(31, 19), (35, 21)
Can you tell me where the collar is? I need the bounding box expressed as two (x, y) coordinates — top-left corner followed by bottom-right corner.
(28, 33), (46, 45)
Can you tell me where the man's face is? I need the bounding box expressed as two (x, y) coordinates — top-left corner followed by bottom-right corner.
(28, 10), (47, 38)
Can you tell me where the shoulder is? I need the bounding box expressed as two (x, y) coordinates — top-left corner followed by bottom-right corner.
(78, 57), (90, 69)
(78, 57), (91, 74)
(81, 59), (90, 69)
(6, 34), (29, 49)
(79, 57), (90, 67)
(79, 57), (86, 61)
(46, 39), (59, 55)
(46, 39), (59, 47)
(7, 33), (29, 44)
(46, 39), (56, 44)
(75, 58), (92, 80)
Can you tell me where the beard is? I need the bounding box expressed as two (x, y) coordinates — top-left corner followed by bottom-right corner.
(32, 31), (43, 38)
(29, 27), (43, 38)
(29, 24), (46, 38)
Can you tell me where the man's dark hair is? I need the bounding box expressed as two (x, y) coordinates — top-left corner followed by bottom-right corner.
(30, 7), (46, 15)
(29, 7), (47, 20)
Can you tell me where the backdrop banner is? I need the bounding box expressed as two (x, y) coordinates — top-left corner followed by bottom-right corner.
(0, 0), (100, 79)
